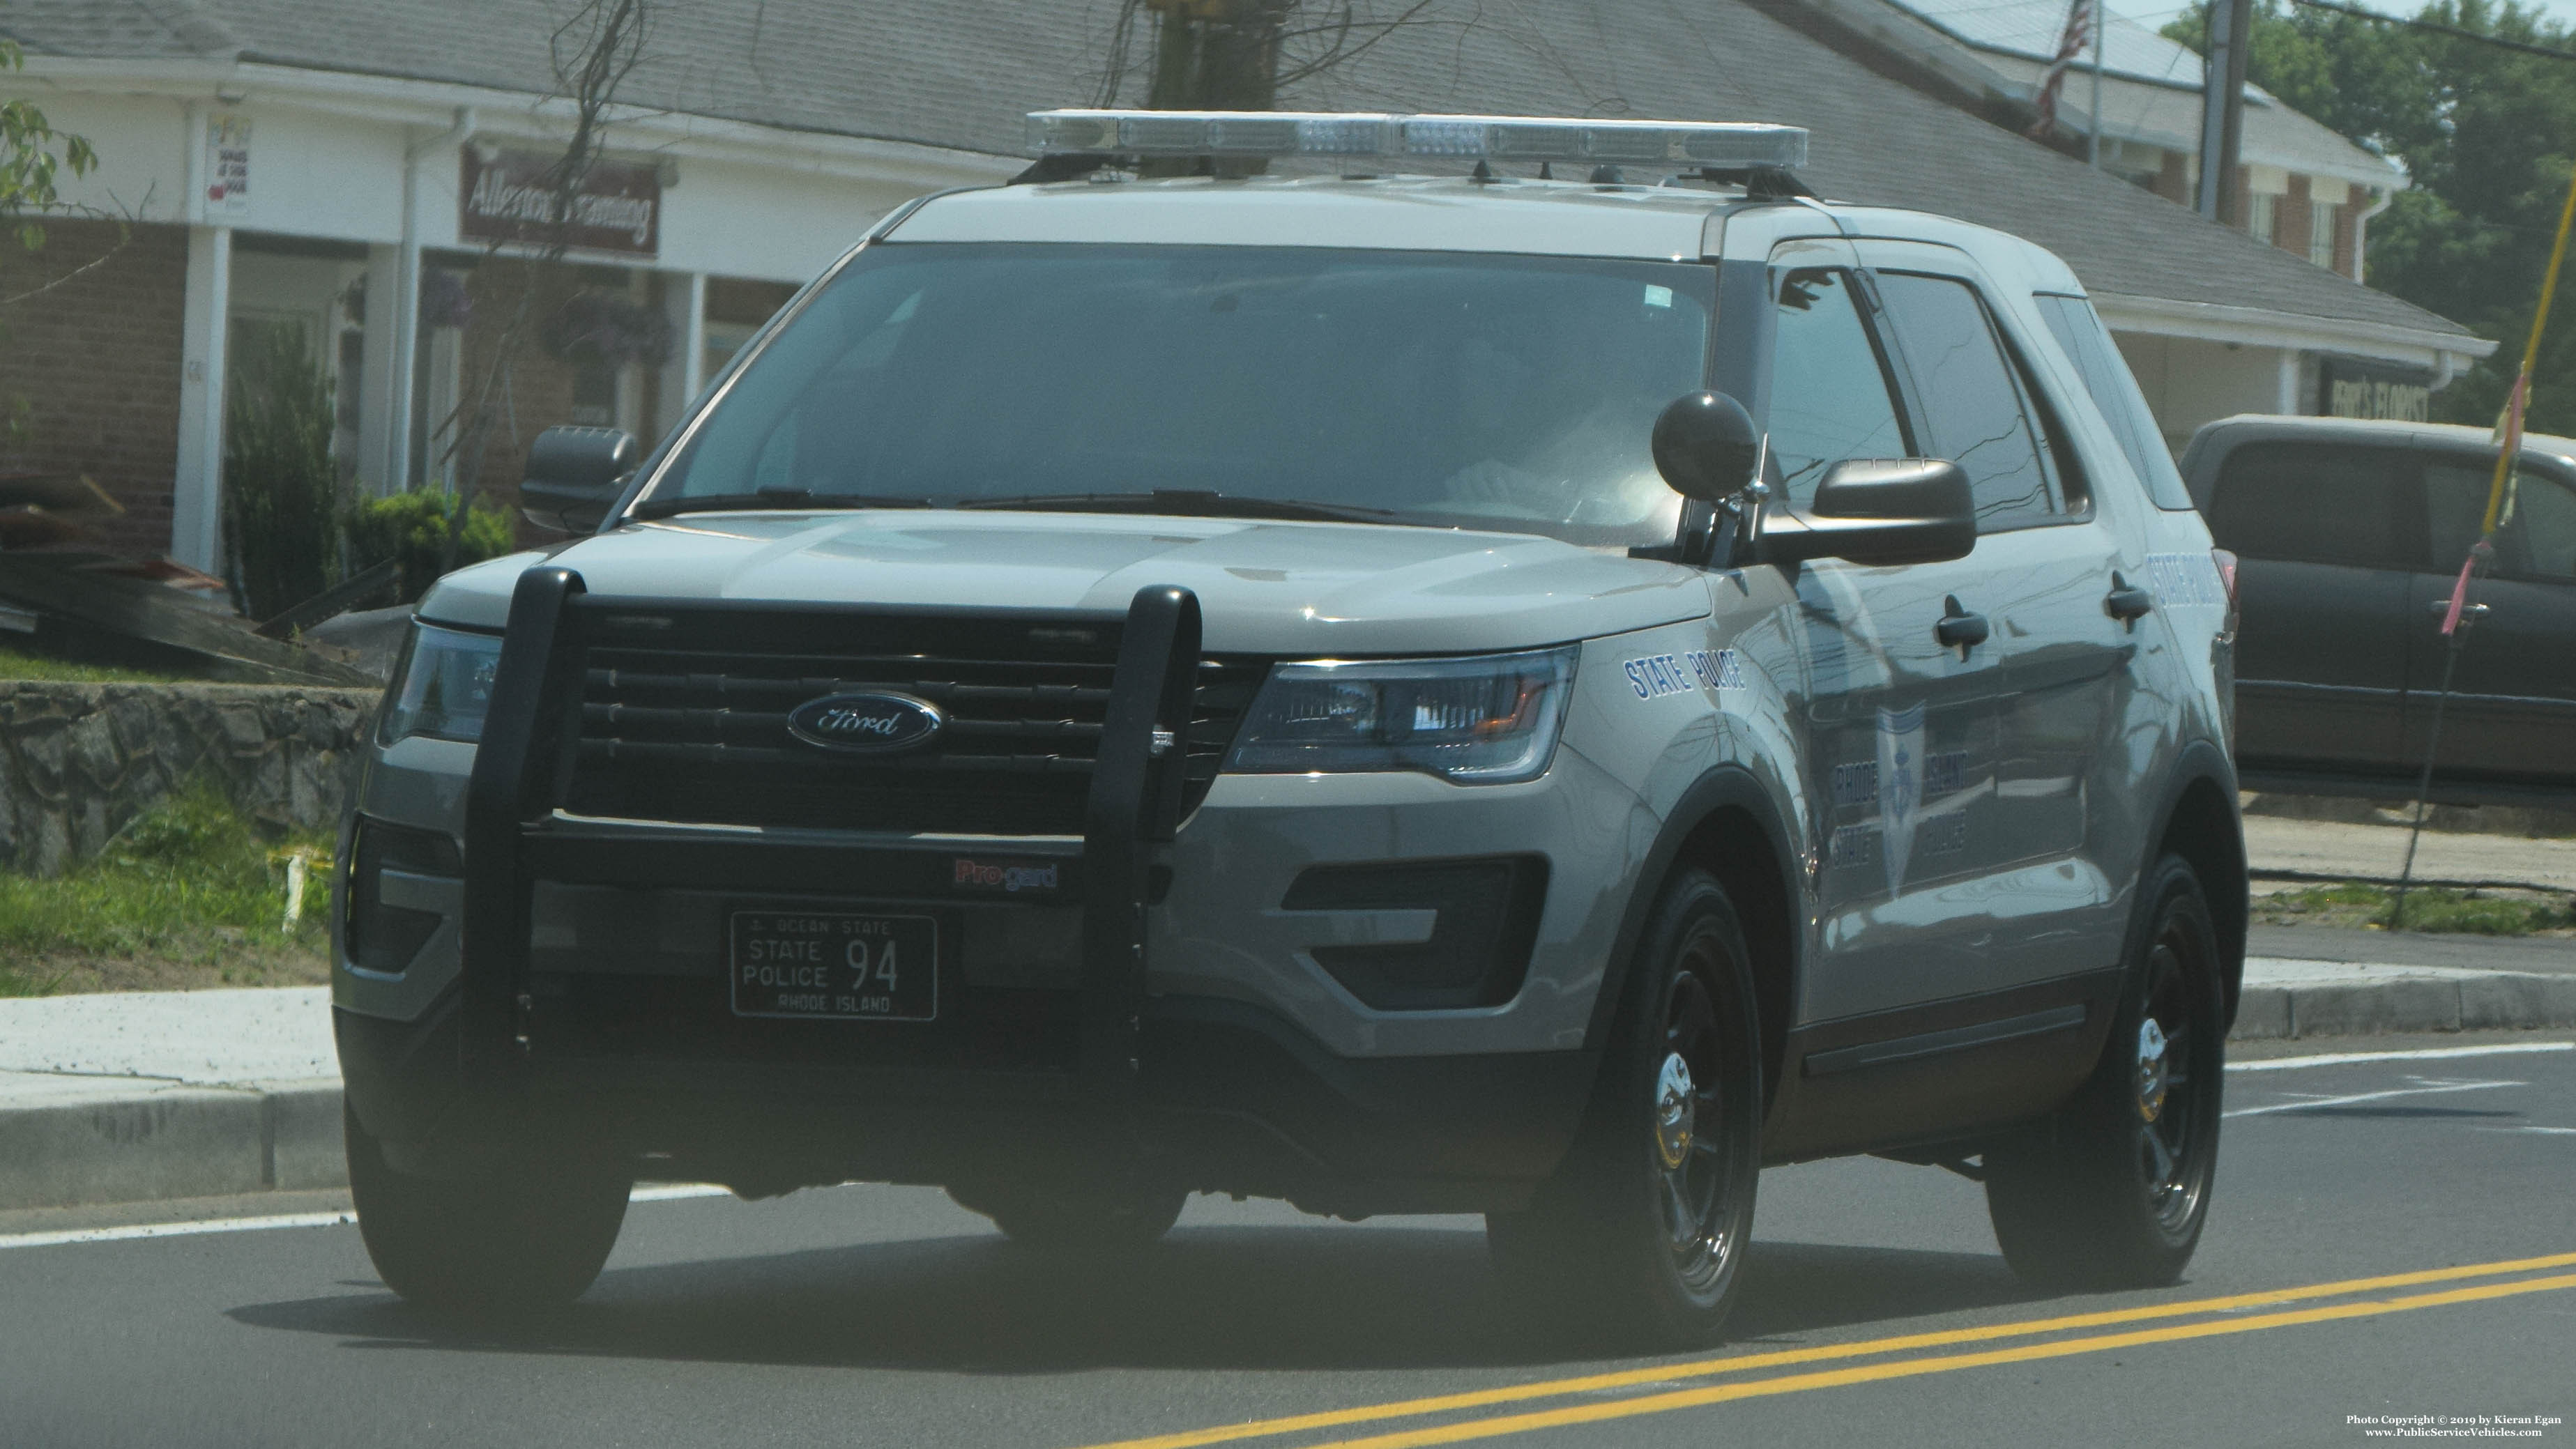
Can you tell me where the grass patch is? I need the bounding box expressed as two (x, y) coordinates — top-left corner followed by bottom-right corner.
(0, 647), (192, 684)
(0, 783), (333, 994)
(2255, 880), (2576, 935)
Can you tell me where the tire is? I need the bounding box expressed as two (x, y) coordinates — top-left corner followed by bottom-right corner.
(1487, 869), (1764, 1349)
(947, 1178), (1187, 1252)
(345, 1104), (632, 1316)
(1986, 852), (2225, 1290)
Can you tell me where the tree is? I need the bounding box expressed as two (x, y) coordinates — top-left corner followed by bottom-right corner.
(429, 0), (650, 569)
(1, 38), (114, 443)
(1098, 0), (1440, 168)
(0, 39), (96, 261)
(2165, 0), (2576, 431)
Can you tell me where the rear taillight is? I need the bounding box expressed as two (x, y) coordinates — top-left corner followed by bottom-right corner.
(2211, 548), (2239, 605)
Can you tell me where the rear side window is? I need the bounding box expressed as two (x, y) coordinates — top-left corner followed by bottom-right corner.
(1765, 268), (1911, 507)
(1873, 273), (2063, 530)
(2035, 293), (2196, 512)
(2207, 442), (2409, 568)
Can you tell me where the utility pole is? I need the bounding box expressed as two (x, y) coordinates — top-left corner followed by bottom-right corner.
(2089, 0), (2106, 167)
(2195, 0), (2253, 221)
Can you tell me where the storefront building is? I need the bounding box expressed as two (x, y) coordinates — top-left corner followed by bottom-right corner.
(3, 0), (2492, 569)
(3, 60), (1010, 566)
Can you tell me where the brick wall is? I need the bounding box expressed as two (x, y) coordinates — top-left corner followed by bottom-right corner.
(0, 221), (187, 559)
(2279, 175), (2313, 261)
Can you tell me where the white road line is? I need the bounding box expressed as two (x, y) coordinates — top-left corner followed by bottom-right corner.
(2230, 1042), (2576, 1073)
(0, 1183), (731, 1253)
(2481, 1126), (2576, 1137)
(0, 1211), (356, 1251)
(2225, 1079), (2522, 1119)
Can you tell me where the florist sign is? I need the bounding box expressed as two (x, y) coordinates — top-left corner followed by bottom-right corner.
(459, 147), (660, 257)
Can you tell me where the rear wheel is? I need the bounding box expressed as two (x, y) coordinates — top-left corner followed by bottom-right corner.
(948, 1177), (1186, 1251)
(1488, 869), (1763, 1348)
(1986, 853), (2225, 1289)
(345, 1105), (632, 1317)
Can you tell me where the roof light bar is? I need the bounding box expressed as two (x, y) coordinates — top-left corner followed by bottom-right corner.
(1026, 110), (1808, 171)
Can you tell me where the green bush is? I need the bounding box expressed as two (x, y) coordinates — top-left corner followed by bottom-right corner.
(222, 321), (343, 621)
(343, 489), (517, 603)
(0, 781), (332, 971)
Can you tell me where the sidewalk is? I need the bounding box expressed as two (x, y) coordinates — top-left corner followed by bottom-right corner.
(0, 988), (338, 1213)
(2244, 815), (2576, 891)
(4, 944), (2575, 1216)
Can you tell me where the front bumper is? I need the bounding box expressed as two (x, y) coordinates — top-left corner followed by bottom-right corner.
(335, 572), (1631, 1209)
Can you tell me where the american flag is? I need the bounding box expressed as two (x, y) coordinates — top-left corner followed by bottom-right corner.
(2028, 0), (2097, 140)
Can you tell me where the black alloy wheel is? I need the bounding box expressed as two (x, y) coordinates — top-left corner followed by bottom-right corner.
(1986, 852), (2225, 1289)
(1489, 868), (1763, 1348)
(1654, 962), (1751, 1301)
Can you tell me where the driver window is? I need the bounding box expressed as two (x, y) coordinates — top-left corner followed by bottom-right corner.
(1767, 268), (1909, 509)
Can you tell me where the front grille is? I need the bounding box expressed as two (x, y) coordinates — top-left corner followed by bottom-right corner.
(561, 606), (1267, 836)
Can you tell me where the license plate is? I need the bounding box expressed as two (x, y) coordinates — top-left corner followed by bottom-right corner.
(727, 910), (938, 1021)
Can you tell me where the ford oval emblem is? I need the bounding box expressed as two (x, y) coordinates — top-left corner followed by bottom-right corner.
(785, 692), (944, 755)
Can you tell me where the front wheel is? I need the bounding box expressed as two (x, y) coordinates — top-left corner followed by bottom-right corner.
(346, 1105), (632, 1317)
(1488, 869), (1764, 1348)
(1986, 853), (2225, 1289)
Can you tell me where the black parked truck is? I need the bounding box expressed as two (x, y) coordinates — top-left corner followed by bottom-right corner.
(2183, 415), (2576, 808)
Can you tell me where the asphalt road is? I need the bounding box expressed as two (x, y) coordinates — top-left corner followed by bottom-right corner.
(3, 1037), (2573, 1449)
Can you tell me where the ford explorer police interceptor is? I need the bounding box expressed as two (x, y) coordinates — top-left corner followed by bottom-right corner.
(333, 111), (2246, 1345)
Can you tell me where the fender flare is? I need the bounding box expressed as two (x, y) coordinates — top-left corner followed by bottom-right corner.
(2137, 737), (2248, 1023)
(1582, 762), (1807, 1061)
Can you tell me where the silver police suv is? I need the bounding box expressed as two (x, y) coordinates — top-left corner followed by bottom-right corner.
(333, 112), (2247, 1344)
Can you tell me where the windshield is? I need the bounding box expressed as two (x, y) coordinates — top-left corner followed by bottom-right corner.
(642, 243), (1716, 547)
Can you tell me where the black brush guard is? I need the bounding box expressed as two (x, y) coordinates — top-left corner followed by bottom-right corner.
(458, 567), (1204, 1119)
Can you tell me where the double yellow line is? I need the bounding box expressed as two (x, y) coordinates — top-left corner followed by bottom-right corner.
(1076, 1250), (2576, 1449)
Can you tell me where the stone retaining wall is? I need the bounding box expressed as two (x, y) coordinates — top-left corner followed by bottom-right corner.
(0, 682), (381, 876)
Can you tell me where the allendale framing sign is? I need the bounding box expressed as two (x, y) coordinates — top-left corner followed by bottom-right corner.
(459, 147), (661, 257)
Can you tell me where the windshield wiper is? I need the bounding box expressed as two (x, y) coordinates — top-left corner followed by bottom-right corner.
(630, 489), (934, 521)
(952, 490), (1403, 525)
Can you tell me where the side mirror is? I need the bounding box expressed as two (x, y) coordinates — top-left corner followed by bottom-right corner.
(521, 425), (637, 532)
(1759, 458), (1976, 567)
(1651, 392), (1761, 503)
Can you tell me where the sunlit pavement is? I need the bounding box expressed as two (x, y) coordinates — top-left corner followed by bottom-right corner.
(2, 1038), (2570, 1449)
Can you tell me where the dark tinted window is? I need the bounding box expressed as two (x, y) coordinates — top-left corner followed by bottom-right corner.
(1875, 273), (2061, 528)
(1765, 268), (1909, 507)
(2423, 457), (2576, 582)
(2036, 293), (2195, 511)
(654, 243), (1713, 548)
(2208, 442), (2408, 567)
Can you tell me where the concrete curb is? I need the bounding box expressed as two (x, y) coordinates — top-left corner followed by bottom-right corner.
(3, 967), (2574, 1215)
(2230, 970), (2576, 1041)
(0, 1078), (342, 1213)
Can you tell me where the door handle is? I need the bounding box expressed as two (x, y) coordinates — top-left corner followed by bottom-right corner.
(2104, 572), (2155, 624)
(2427, 599), (2492, 620)
(1935, 595), (1989, 655)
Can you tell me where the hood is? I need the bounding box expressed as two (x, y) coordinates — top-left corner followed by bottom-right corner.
(417, 510), (1709, 654)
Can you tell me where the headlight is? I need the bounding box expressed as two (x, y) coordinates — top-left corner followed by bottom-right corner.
(1226, 646), (1577, 784)
(378, 623), (504, 745)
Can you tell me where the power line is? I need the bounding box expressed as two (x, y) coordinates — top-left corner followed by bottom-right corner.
(2287, 0), (2576, 62)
